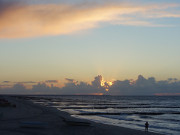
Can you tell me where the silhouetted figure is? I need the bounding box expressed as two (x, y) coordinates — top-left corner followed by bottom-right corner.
(145, 122), (149, 132)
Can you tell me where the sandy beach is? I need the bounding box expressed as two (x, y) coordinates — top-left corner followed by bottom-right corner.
(0, 95), (164, 135)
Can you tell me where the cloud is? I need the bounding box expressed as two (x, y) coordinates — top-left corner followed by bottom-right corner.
(0, 1), (180, 38)
(45, 80), (59, 83)
(2, 81), (37, 84)
(15, 81), (37, 84)
(0, 84), (12, 87)
(31, 83), (60, 94)
(109, 75), (180, 95)
(65, 78), (75, 82)
(13, 83), (26, 90)
(61, 76), (104, 95)
(0, 83), (28, 94)
(65, 78), (78, 84)
(1, 75), (180, 95)
(91, 75), (103, 88)
(2, 81), (11, 83)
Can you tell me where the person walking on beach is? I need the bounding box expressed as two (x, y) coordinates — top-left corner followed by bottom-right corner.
(145, 122), (149, 132)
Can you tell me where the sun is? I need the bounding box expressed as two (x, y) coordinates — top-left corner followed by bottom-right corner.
(108, 81), (113, 86)
(100, 78), (113, 92)
(101, 79), (105, 87)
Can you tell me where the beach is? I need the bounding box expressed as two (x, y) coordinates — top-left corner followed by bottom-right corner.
(0, 96), (164, 135)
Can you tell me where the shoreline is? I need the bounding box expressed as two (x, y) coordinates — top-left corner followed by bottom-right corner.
(0, 95), (164, 135)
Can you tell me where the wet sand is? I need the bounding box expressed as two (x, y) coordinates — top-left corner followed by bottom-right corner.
(0, 96), (164, 135)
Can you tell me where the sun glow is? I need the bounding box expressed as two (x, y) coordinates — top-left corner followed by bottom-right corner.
(101, 79), (105, 87)
(108, 81), (113, 86)
(105, 89), (109, 92)
(75, 93), (103, 95)
(100, 78), (113, 92)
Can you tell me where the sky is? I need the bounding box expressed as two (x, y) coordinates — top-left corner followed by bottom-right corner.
(0, 0), (180, 95)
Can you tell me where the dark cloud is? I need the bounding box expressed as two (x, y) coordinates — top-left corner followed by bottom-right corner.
(0, 0), (23, 15)
(13, 83), (26, 89)
(168, 78), (178, 82)
(15, 81), (37, 84)
(61, 79), (103, 95)
(109, 80), (132, 95)
(65, 78), (77, 83)
(0, 84), (12, 87)
(0, 75), (180, 95)
(0, 83), (28, 94)
(2, 81), (11, 83)
(45, 80), (58, 83)
(91, 75), (103, 88)
(109, 75), (180, 95)
(2, 81), (37, 84)
(31, 83), (60, 94)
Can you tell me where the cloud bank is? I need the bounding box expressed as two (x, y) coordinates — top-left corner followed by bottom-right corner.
(0, 0), (180, 38)
(1, 75), (180, 95)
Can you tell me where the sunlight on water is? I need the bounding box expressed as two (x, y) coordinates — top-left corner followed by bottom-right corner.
(30, 95), (180, 135)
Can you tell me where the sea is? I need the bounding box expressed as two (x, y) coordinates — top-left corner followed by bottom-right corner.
(28, 95), (180, 135)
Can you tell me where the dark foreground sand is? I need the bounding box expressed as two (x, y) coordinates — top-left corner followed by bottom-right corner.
(0, 96), (164, 135)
